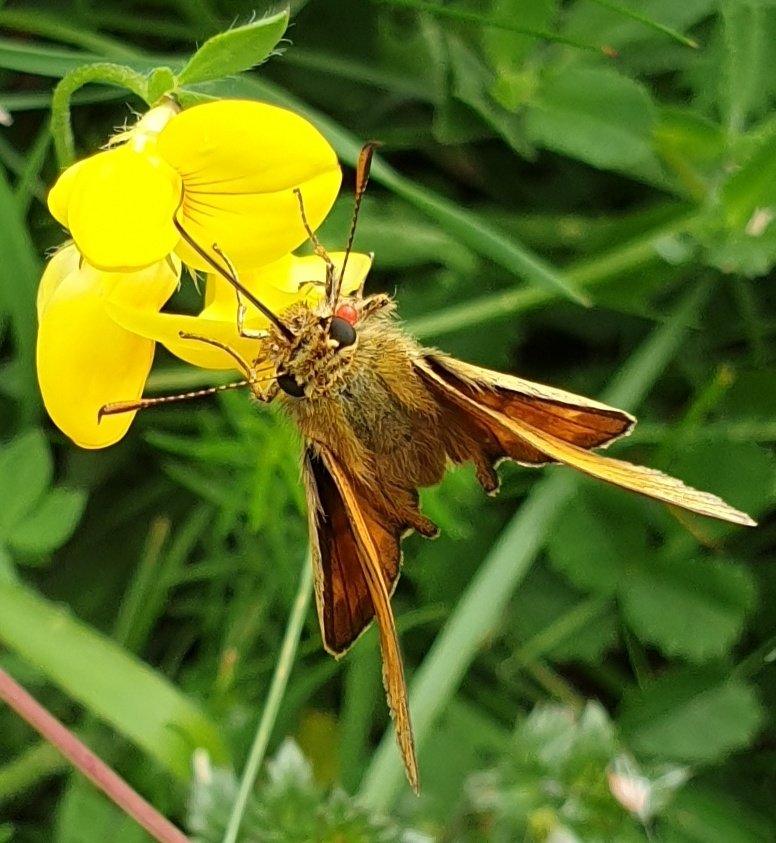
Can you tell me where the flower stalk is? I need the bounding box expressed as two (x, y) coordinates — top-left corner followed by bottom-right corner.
(51, 62), (151, 167)
(0, 665), (189, 843)
(223, 554), (314, 843)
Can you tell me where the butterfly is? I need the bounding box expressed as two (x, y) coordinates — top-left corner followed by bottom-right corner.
(102, 145), (755, 793)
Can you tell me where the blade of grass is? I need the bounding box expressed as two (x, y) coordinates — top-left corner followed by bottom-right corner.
(0, 740), (66, 805)
(0, 165), (41, 421)
(339, 635), (381, 792)
(113, 517), (171, 651)
(0, 667), (189, 843)
(0, 9), (140, 57)
(0, 580), (229, 780)
(588, 0), (699, 49)
(281, 47), (432, 101)
(13, 119), (50, 214)
(0, 37), (175, 77)
(407, 206), (698, 338)
(508, 595), (611, 668)
(372, 0), (612, 55)
(359, 281), (710, 810)
(0, 87), (125, 112)
(222, 553), (314, 843)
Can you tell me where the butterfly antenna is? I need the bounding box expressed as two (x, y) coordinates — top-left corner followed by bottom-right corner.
(98, 379), (253, 420)
(333, 141), (379, 305)
(173, 219), (295, 342)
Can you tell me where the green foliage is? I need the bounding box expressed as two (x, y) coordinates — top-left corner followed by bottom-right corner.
(459, 702), (688, 841)
(0, 580), (229, 779)
(0, 0), (774, 840)
(524, 64), (661, 178)
(0, 430), (86, 564)
(619, 667), (763, 763)
(177, 9), (290, 86)
(188, 741), (421, 842)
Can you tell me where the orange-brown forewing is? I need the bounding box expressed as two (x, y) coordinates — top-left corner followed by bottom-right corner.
(303, 445), (419, 791)
(416, 354), (755, 526)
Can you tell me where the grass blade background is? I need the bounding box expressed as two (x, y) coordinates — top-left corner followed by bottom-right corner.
(0, 581), (229, 780)
(0, 166), (41, 421)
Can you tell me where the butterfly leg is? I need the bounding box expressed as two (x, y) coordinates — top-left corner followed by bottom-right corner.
(294, 187), (337, 297)
(177, 331), (254, 379)
(358, 293), (392, 319)
(209, 243), (272, 342)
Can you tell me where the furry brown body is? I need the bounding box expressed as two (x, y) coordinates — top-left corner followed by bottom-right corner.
(275, 299), (444, 489)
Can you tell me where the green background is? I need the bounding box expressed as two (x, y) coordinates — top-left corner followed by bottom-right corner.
(0, 0), (774, 840)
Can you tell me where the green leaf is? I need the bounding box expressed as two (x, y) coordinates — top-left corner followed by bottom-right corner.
(55, 778), (149, 843)
(546, 485), (651, 597)
(145, 65), (176, 102)
(525, 65), (662, 178)
(622, 556), (756, 661)
(0, 582), (229, 780)
(177, 9), (289, 86)
(721, 127), (776, 230)
(446, 34), (532, 156)
(668, 440), (775, 533)
(7, 487), (87, 556)
(720, 0), (772, 135)
(663, 784), (773, 843)
(653, 107), (725, 198)
(619, 667), (763, 763)
(481, 0), (557, 109)
(0, 431), (52, 537)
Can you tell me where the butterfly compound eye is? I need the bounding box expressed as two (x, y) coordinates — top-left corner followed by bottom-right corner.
(277, 373), (305, 398)
(329, 316), (357, 348)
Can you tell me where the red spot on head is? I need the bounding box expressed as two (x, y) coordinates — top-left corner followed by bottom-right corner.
(335, 303), (359, 325)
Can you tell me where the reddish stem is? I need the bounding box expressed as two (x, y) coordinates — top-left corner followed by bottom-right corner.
(0, 666), (189, 843)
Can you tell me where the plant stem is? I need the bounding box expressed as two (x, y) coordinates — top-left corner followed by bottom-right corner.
(372, 0), (610, 54)
(222, 554), (314, 843)
(588, 0), (699, 48)
(0, 666), (189, 843)
(50, 62), (149, 167)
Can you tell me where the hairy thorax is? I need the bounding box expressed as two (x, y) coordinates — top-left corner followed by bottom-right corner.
(263, 302), (358, 399)
(261, 300), (447, 490)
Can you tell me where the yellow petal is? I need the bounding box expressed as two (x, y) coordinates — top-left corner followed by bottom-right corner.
(243, 251), (372, 297)
(107, 250), (372, 373)
(204, 251), (372, 321)
(104, 304), (262, 371)
(158, 100), (341, 270)
(37, 243), (81, 320)
(175, 169), (341, 273)
(37, 259), (178, 449)
(58, 146), (182, 271)
(47, 159), (87, 227)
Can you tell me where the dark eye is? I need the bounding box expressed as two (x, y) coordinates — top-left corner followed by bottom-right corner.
(277, 373), (305, 398)
(330, 316), (356, 348)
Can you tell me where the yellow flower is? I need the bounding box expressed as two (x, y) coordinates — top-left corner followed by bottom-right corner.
(107, 251), (373, 370)
(37, 243), (180, 448)
(48, 99), (341, 273)
(37, 243), (373, 447)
